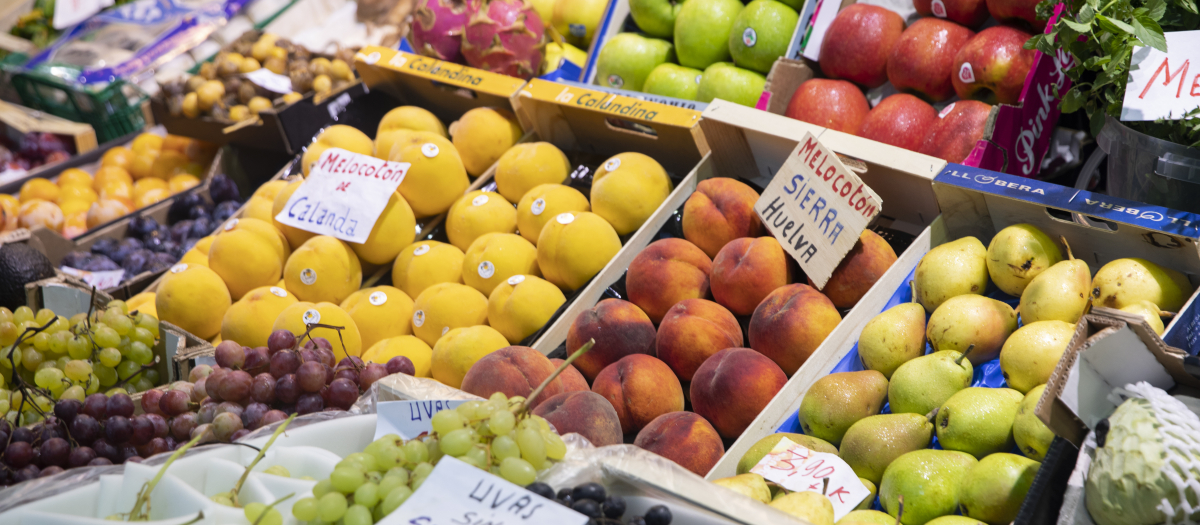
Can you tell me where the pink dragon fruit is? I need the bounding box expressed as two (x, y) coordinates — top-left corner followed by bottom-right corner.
(411, 0), (478, 63)
(460, 0), (546, 79)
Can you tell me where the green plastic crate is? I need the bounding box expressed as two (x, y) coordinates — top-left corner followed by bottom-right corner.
(8, 64), (147, 143)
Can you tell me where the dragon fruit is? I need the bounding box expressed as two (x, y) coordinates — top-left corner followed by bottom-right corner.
(461, 0), (546, 79)
(411, 0), (478, 63)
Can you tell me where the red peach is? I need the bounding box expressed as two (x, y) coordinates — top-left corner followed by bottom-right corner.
(690, 348), (788, 438)
(566, 299), (658, 381)
(532, 391), (623, 446)
(682, 178), (764, 259)
(592, 354), (685, 435)
(749, 284), (841, 375)
(711, 237), (792, 316)
(634, 412), (725, 476)
(626, 238), (713, 324)
(656, 298), (743, 381)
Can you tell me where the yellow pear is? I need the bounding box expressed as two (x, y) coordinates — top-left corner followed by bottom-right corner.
(1091, 257), (1192, 312)
(769, 492), (834, 525)
(985, 224), (1062, 296)
(1119, 300), (1166, 335)
(711, 473), (771, 503)
(914, 237), (989, 311)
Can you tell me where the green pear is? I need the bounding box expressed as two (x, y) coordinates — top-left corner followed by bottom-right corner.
(857, 478), (877, 510)
(959, 453), (1040, 525)
(926, 516), (987, 525)
(1119, 299), (1166, 335)
(985, 224), (1062, 297)
(935, 387), (1023, 459)
(1013, 384), (1055, 461)
(927, 294), (1017, 365)
(770, 491), (834, 525)
(840, 413), (935, 485)
(838, 510), (894, 525)
(711, 473), (771, 503)
(737, 432), (838, 474)
(888, 350), (973, 416)
(914, 237), (989, 311)
(880, 449), (978, 525)
(1019, 251), (1091, 325)
(999, 320), (1075, 393)
(858, 301), (926, 379)
(1091, 257), (1193, 312)
(798, 370), (889, 446)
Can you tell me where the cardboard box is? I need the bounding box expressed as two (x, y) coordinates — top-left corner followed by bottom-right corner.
(0, 100), (98, 165)
(705, 162), (1200, 487)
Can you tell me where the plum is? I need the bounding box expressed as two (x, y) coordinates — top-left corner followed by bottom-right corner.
(90, 238), (119, 258)
(112, 238), (144, 263)
(147, 253), (176, 273)
(209, 175), (240, 203)
(169, 221), (193, 242)
(212, 201), (240, 223)
(189, 217), (212, 238)
(127, 216), (159, 240)
(81, 255), (120, 272)
(61, 251), (92, 269)
(121, 250), (153, 275)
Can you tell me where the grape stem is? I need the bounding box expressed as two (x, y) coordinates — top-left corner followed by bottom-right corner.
(128, 431), (208, 521)
(292, 322), (360, 371)
(230, 413), (297, 507)
(517, 339), (594, 416)
(252, 493), (295, 525)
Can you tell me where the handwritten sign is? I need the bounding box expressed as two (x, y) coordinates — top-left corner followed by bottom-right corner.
(375, 400), (466, 440)
(1121, 30), (1200, 121)
(53, 0), (112, 29)
(379, 456), (589, 525)
(244, 68), (293, 94)
(750, 437), (870, 521)
(754, 132), (882, 288)
(61, 266), (125, 290)
(274, 148), (409, 244)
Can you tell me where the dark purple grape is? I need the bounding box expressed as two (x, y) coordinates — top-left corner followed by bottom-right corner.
(12, 426), (34, 443)
(37, 418), (63, 442)
(198, 403), (218, 424)
(145, 414), (168, 439)
(163, 436), (178, 450)
(316, 349), (336, 368)
(251, 373), (276, 404)
(267, 330), (296, 354)
(129, 416), (154, 446)
(244, 347), (269, 375)
(126, 456), (145, 464)
(29, 446), (40, 467)
(189, 216), (213, 238)
(573, 482), (606, 503)
(260, 410), (288, 427)
(298, 349), (319, 364)
(359, 363), (388, 391)
(169, 221), (194, 242)
(141, 234), (165, 254)
(220, 370), (252, 403)
(644, 505), (672, 525)
(385, 356), (416, 376)
(159, 390), (190, 416)
(120, 249), (154, 275)
(39, 466), (64, 477)
(334, 368), (358, 383)
(135, 439), (166, 459)
(107, 394), (135, 418)
(213, 200), (240, 223)
(603, 495), (626, 519)
(92, 439), (119, 462)
(54, 399), (82, 423)
(39, 438), (69, 467)
(87, 458), (113, 467)
(242, 402), (269, 429)
(70, 415), (101, 444)
(141, 390), (165, 416)
(216, 402), (244, 420)
(170, 413), (198, 442)
(120, 444), (138, 462)
(91, 237), (120, 258)
(214, 340), (245, 369)
(206, 369), (227, 402)
(306, 337), (333, 352)
(525, 482), (555, 500)
(15, 465), (40, 481)
(68, 447), (97, 467)
(230, 429), (250, 441)
(210, 174), (241, 203)
(105, 416), (132, 444)
(269, 351), (300, 378)
(112, 237), (144, 263)
(572, 499), (601, 518)
(275, 374), (300, 404)
(296, 393), (324, 414)
(82, 394), (108, 420)
(297, 361), (326, 393)
(0, 431), (7, 455)
(126, 216), (159, 239)
(324, 364), (335, 384)
(4, 441), (33, 467)
(81, 254), (121, 272)
(187, 205), (210, 221)
(337, 356), (365, 369)
(328, 378), (358, 410)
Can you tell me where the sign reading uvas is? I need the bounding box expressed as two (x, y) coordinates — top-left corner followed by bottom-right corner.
(755, 132), (881, 288)
(275, 148), (410, 244)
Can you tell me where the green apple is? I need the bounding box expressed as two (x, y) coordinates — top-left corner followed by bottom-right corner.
(553, 0), (609, 48)
(674, 0), (744, 69)
(595, 33), (675, 92)
(697, 62), (767, 106)
(643, 63), (703, 100)
(729, 0), (798, 74)
(630, 0), (687, 38)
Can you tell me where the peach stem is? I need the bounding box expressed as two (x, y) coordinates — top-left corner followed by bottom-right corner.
(518, 339), (595, 415)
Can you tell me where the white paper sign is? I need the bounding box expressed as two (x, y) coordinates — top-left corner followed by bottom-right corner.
(1121, 30), (1200, 121)
(750, 437), (870, 521)
(244, 68), (294, 94)
(53, 0), (113, 29)
(375, 400), (466, 440)
(274, 148), (409, 244)
(61, 266), (125, 290)
(380, 456), (589, 525)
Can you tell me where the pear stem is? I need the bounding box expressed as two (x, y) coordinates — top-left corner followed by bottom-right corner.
(822, 477), (829, 496)
(895, 495), (904, 525)
(518, 339), (594, 415)
(925, 408), (939, 424)
(955, 344), (974, 366)
(1162, 310), (1177, 318)
(909, 280), (916, 304)
(1060, 236), (1075, 261)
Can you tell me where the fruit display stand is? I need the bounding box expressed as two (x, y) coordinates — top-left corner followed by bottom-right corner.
(701, 163), (1200, 520)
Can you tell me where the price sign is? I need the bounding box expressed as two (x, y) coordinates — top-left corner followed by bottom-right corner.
(274, 148), (409, 244)
(53, 0), (112, 29)
(1121, 30), (1200, 121)
(375, 400), (467, 440)
(750, 437), (870, 521)
(61, 266), (125, 290)
(244, 68), (293, 94)
(379, 456), (589, 525)
(754, 132), (882, 288)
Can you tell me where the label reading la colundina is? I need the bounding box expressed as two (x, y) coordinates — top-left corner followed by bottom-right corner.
(275, 148), (410, 244)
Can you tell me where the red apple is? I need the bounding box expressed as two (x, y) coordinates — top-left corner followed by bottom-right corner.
(818, 5), (906, 89)
(785, 79), (870, 134)
(986, 0), (1044, 29)
(857, 94), (938, 151)
(918, 100), (992, 163)
(887, 18), (975, 102)
(914, 0), (989, 28)
(951, 26), (1036, 105)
